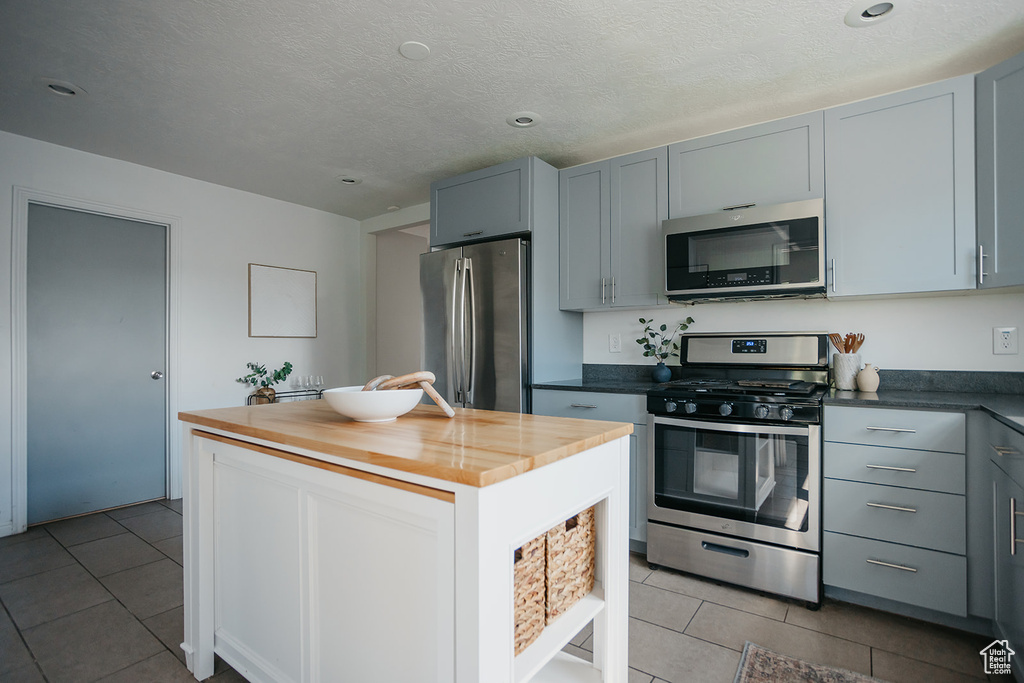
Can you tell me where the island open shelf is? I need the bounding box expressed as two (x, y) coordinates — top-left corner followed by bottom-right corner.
(178, 401), (632, 682)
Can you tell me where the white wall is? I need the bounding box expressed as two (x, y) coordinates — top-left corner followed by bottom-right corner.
(583, 290), (1024, 372)
(374, 228), (429, 377)
(0, 130), (364, 536)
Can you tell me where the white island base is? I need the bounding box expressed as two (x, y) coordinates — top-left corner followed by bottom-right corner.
(179, 403), (630, 683)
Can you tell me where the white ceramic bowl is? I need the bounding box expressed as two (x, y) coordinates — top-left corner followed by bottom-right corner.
(322, 385), (423, 422)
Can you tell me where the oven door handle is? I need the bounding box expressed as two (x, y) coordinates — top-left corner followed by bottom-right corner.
(651, 415), (813, 437)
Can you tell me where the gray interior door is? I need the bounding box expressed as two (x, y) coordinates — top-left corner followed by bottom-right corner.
(27, 204), (167, 524)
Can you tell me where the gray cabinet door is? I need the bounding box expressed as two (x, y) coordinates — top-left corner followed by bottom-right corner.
(610, 148), (668, 308)
(559, 160), (610, 310)
(992, 461), (1024, 665)
(430, 157), (534, 248)
(667, 111), (824, 219)
(977, 50), (1024, 289)
(825, 75), (976, 296)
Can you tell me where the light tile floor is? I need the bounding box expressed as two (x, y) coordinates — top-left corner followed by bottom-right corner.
(0, 502), (1011, 682)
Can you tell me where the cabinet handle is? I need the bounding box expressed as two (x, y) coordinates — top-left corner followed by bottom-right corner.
(978, 243), (988, 285)
(866, 464), (917, 473)
(831, 258), (836, 293)
(601, 277), (606, 304)
(1012, 498), (1024, 557)
(721, 203), (755, 211)
(866, 426), (916, 434)
(993, 445), (1020, 457)
(462, 231), (483, 237)
(611, 277), (616, 304)
(867, 502), (917, 513)
(570, 403), (599, 409)
(866, 558), (918, 573)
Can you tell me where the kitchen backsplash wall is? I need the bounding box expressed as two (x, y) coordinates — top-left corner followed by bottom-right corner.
(583, 290), (1024, 372)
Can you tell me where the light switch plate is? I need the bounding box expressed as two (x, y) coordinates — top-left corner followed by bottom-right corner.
(609, 333), (621, 353)
(993, 327), (1018, 355)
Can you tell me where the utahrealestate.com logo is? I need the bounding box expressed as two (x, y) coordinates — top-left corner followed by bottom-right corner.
(980, 639), (1015, 675)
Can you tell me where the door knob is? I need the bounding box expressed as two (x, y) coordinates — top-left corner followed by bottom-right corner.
(151, 371), (164, 380)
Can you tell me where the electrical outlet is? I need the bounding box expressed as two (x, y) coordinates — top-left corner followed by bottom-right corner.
(993, 327), (1018, 355)
(609, 333), (622, 353)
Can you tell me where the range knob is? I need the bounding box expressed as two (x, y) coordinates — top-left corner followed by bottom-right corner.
(683, 401), (698, 414)
(779, 406), (795, 421)
(719, 403), (733, 417)
(664, 400), (678, 413)
(753, 404), (770, 419)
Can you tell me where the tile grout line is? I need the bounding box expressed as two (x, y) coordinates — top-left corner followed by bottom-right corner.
(0, 588), (51, 682)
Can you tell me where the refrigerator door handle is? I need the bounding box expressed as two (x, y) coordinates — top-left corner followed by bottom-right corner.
(464, 257), (476, 402)
(452, 258), (464, 403)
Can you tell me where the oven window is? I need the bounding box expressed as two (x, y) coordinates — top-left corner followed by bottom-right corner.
(665, 217), (820, 291)
(654, 422), (810, 531)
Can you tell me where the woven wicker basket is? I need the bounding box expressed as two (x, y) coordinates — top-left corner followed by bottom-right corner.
(545, 506), (596, 624)
(513, 534), (546, 655)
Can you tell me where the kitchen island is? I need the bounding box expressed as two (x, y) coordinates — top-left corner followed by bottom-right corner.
(178, 400), (632, 683)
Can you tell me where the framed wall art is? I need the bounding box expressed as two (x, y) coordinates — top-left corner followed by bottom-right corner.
(248, 263), (317, 338)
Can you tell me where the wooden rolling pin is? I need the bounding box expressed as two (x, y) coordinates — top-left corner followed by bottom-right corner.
(361, 371), (455, 418)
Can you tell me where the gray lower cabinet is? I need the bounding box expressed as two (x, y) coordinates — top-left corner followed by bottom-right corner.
(667, 111), (823, 219)
(823, 405), (968, 615)
(532, 389), (648, 547)
(559, 147), (668, 311)
(991, 460), (1024, 680)
(824, 75), (976, 297)
(430, 157), (555, 248)
(977, 50), (1024, 289)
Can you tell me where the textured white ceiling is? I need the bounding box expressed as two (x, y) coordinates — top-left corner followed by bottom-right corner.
(2, 0), (1023, 221)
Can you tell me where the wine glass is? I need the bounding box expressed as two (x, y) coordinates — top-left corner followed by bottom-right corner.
(314, 375), (324, 393)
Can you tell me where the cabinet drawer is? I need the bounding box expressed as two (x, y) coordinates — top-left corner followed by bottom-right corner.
(532, 389), (645, 424)
(824, 442), (964, 494)
(823, 478), (965, 554)
(824, 532), (966, 616)
(825, 406), (965, 453)
(987, 416), (1024, 486)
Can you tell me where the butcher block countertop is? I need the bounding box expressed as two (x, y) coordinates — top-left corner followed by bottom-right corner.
(178, 400), (633, 488)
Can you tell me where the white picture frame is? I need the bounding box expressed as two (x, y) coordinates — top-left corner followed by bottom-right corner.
(248, 263), (317, 338)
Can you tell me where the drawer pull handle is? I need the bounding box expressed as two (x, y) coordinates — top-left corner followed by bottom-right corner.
(866, 464), (917, 473)
(993, 445), (1020, 457)
(462, 231), (483, 237)
(866, 558), (918, 573)
(1013, 498), (1024, 557)
(866, 426), (917, 434)
(866, 502), (917, 513)
(570, 403), (598, 409)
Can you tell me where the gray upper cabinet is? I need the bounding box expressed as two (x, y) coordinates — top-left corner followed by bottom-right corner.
(559, 148), (668, 311)
(667, 111), (824, 219)
(825, 75), (976, 297)
(977, 50), (1024, 289)
(431, 157), (548, 248)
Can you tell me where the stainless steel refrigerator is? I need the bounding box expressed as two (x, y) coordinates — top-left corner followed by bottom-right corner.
(420, 237), (529, 413)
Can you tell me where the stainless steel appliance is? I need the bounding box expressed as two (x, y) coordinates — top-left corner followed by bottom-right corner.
(420, 237), (529, 412)
(662, 199), (825, 302)
(646, 333), (828, 604)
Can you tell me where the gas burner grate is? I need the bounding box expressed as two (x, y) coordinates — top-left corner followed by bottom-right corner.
(736, 378), (800, 389)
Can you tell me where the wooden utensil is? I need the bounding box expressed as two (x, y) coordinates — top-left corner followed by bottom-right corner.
(361, 370), (454, 418)
(362, 374), (394, 391)
(377, 371), (436, 390)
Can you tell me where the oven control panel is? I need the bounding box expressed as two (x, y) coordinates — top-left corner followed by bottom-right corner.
(732, 339), (767, 354)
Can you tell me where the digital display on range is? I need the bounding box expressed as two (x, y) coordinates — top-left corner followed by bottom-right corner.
(732, 339), (767, 353)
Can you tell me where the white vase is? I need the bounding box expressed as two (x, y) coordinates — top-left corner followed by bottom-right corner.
(857, 364), (880, 392)
(833, 353), (861, 391)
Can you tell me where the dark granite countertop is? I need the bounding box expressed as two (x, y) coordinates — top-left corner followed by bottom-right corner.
(535, 365), (1024, 434)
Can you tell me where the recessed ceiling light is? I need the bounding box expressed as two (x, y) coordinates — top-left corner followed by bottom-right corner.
(35, 77), (87, 97)
(398, 41), (430, 61)
(507, 112), (541, 128)
(336, 176), (362, 185)
(845, 0), (896, 27)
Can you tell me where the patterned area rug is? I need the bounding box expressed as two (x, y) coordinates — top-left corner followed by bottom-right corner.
(734, 642), (887, 683)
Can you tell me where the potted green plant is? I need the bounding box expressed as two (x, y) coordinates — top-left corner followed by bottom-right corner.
(236, 361), (293, 404)
(636, 317), (695, 382)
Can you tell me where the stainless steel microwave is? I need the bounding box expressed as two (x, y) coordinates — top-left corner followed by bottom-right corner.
(663, 198), (825, 302)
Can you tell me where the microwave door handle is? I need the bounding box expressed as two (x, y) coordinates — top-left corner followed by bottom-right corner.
(721, 203), (756, 211)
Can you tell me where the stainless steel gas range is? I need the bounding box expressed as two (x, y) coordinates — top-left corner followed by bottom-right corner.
(646, 333), (828, 605)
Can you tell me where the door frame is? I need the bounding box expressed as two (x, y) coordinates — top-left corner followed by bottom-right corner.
(10, 186), (181, 533)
